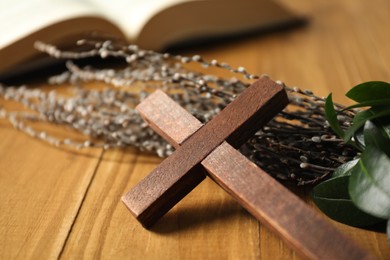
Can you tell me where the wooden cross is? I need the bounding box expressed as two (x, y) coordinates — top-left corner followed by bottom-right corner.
(122, 78), (371, 259)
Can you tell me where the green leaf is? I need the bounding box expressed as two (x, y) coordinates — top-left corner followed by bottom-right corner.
(325, 94), (345, 138)
(353, 128), (365, 149)
(363, 121), (390, 156)
(375, 117), (390, 140)
(346, 81), (390, 103)
(349, 146), (390, 219)
(352, 121), (389, 150)
(343, 107), (390, 142)
(313, 175), (384, 227)
(332, 159), (359, 178)
(342, 99), (390, 111)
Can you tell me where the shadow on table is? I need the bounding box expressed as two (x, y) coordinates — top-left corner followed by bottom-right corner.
(150, 198), (251, 234)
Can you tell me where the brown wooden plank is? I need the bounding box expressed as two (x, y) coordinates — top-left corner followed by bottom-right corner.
(203, 142), (372, 259)
(122, 77), (288, 227)
(133, 87), (372, 259)
(136, 90), (203, 148)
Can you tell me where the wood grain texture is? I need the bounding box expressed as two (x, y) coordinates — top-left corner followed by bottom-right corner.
(134, 87), (372, 259)
(203, 143), (372, 260)
(60, 150), (259, 259)
(122, 77), (288, 227)
(136, 90), (203, 149)
(1, 0), (390, 259)
(0, 122), (101, 259)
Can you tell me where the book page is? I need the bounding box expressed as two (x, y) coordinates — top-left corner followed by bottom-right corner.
(87, 0), (189, 39)
(0, 0), (102, 49)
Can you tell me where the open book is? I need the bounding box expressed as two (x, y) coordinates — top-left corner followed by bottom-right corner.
(0, 0), (301, 79)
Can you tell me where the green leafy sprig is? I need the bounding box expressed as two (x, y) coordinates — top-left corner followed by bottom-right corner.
(313, 81), (390, 243)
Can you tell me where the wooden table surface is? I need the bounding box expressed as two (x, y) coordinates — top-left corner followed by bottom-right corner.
(1, 0), (389, 259)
